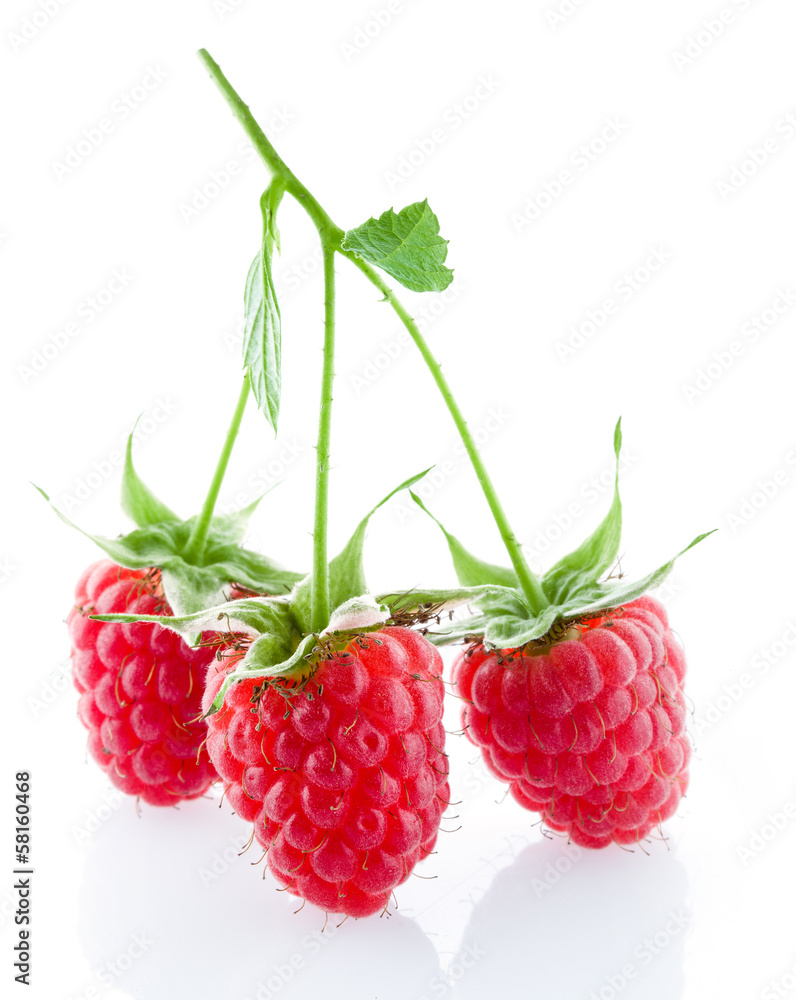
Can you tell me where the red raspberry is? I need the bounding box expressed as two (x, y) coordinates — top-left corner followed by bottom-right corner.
(453, 595), (690, 849)
(69, 559), (218, 806)
(202, 626), (450, 917)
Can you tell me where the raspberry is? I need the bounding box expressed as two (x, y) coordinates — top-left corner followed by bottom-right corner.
(202, 626), (449, 917)
(453, 595), (690, 849)
(69, 560), (218, 806)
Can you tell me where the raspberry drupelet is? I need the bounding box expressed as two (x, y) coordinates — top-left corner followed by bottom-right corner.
(453, 595), (690, 848)
(203, 626), (450, 917)
(69, 560), (218, 806)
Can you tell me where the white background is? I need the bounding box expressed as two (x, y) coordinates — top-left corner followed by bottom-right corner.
(2, 1), (796, 997)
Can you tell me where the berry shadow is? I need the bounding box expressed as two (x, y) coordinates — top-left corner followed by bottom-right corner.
(450, 835), (690, 999)
(77, 794), (444, 999)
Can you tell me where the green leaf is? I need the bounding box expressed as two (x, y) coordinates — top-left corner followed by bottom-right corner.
(342, 200), (454, 293)
(244, 183), (284, 432)
(120, 431), (179, 528)
(542, 420), (624, 606)
(410, 492), (518, 588)
(291, 469), (432, 633)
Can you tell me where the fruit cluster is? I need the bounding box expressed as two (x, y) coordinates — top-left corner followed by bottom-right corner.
(48, 48), (711, 919)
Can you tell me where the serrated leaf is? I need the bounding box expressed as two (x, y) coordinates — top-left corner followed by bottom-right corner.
(291, 469), (432, 634)
(342, 200), (454, 293)
(410, 492), (518, 589)
(244, 183), (283, 432)
(120, 431), (179, 528)
(542, 419), (624, 605)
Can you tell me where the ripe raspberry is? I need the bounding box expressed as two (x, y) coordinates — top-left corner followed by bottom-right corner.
(69, 559), (218, 806)
(203, 626), (450, 917)
(453, 595), (690, 849)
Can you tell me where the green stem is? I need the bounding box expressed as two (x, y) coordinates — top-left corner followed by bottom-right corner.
(197, 49), (343, 247)
(310, 242), (337, 631)
(343, 254), (549, 614)
(184, 374), (251, 564)
(196, 48), (549, 616)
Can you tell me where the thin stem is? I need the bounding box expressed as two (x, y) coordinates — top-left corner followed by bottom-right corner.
(184, 374), (251, 564)
(343, 254), (548, 614)
(196, 48), (549, 615)
(197, 49), (343, 246)
(311, 241), (337, 631)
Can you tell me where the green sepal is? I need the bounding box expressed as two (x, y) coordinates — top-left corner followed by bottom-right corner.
(551, 530), (716, 620)
(92, 591), (397, 715)
(291, 469), (432, 633)
(426, 532), (715, 649)
(37, 486), (303, 616)
(342, 200), (454, 293)
(120, 431), (178, 528)
(244, 182), (284, 433)
(377, 584), (524, 617)
(541, 419), (623, 604)
(406, 421), (715, 651)
(410, 492), (518, 588)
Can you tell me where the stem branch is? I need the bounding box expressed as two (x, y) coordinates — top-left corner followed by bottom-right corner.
(197, 47), (549, 616)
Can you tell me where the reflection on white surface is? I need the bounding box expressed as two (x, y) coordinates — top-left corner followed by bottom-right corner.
(77, 786), (690, 1000)
(452, 836), (689, 999)
(78, 796), (443, 1000)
